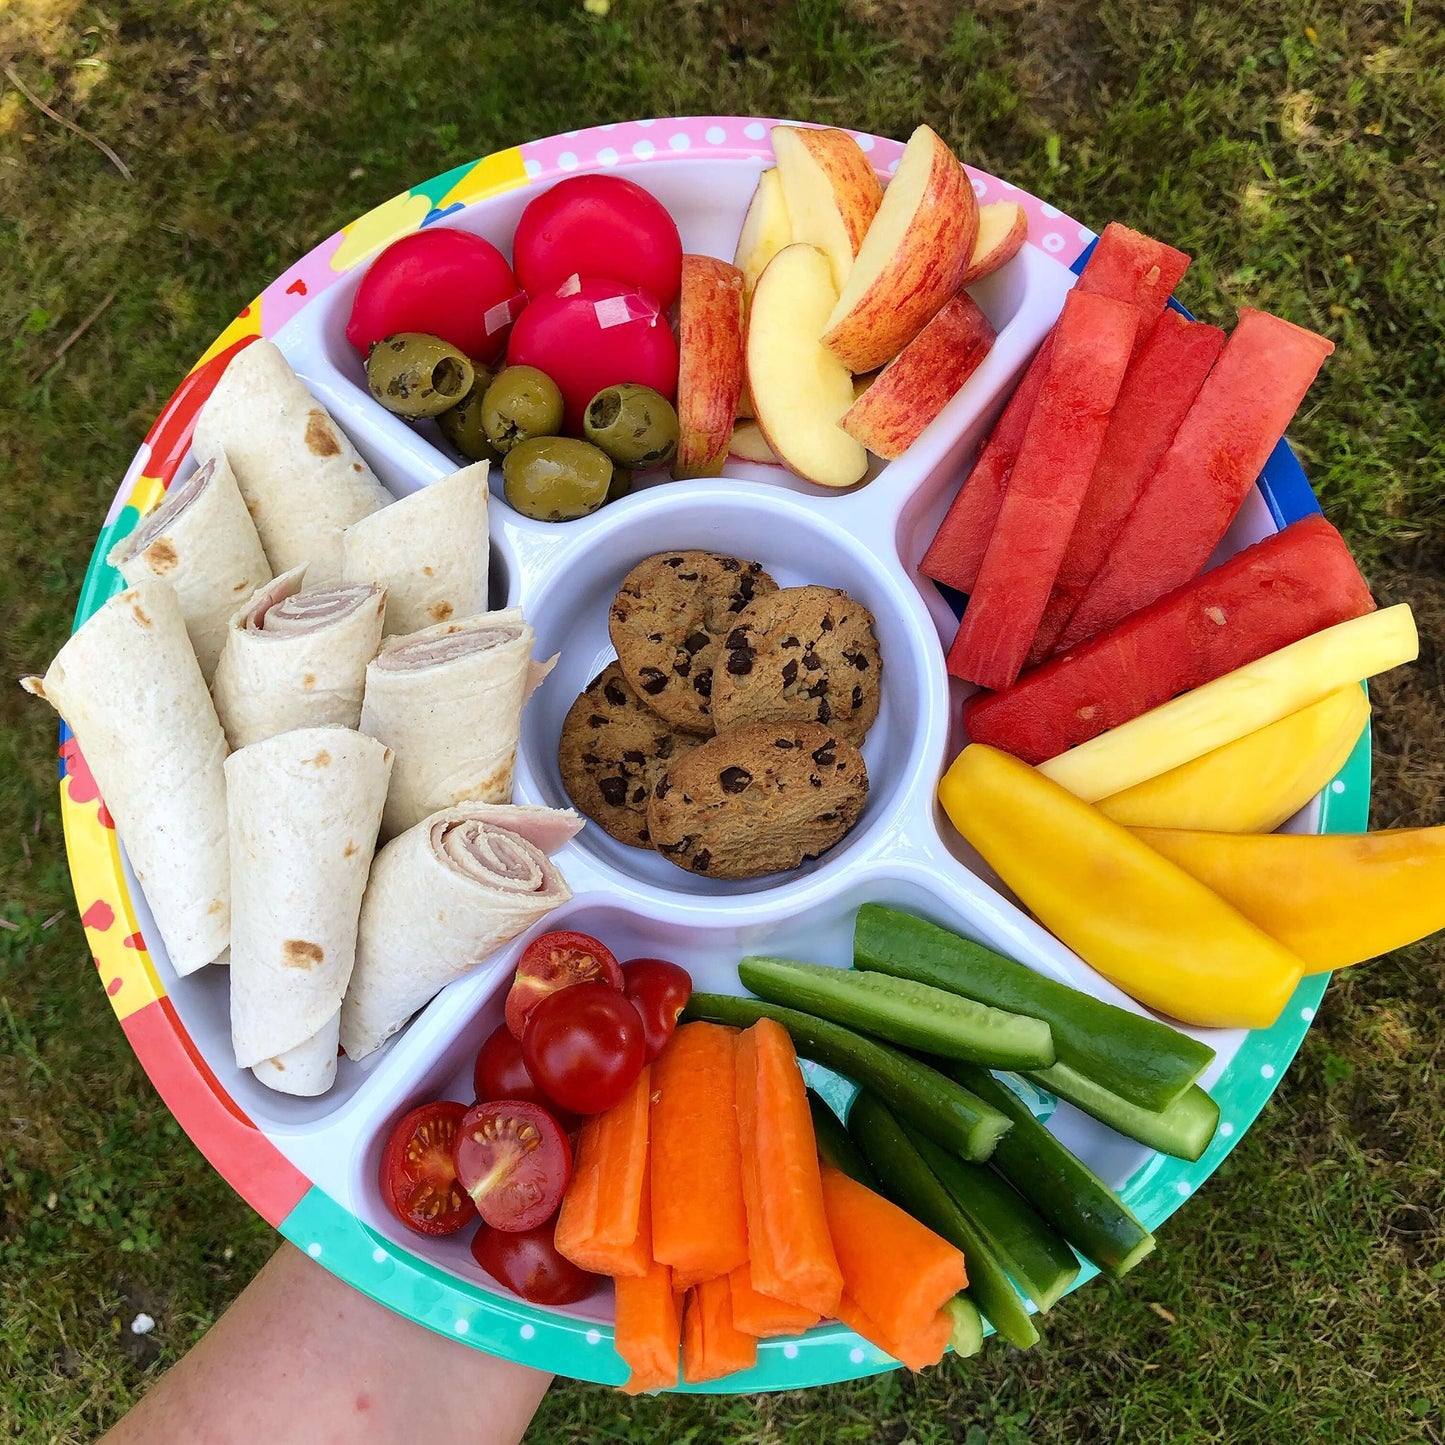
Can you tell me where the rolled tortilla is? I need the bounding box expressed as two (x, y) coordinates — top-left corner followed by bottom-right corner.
(340, 802), (581, 1060)
(211, 567), (386, 750)
(360, 609), (556, 838)
(22, 581), (229, 974)
(340, 462), (491, 635)
(227, 727), (392, 1095)
(191, 339), (393, 582)
(106, 455), (273, 682)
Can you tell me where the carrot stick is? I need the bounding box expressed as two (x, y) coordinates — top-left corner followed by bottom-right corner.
(835, 1294), (953, 1372)
(681, 1275), (759, 1384)
(820, 1164), (969, 1344)
(650, 1022), (749, 1284)
(735, 1019), (844, 1316)
(615, 1260), (680, 1395)
(554, 1065), (651, 1277)
(728, 1265), (821, 1338)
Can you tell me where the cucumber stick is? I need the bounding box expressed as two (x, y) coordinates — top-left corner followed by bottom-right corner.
(904, 1128), (1080, 1311)
(684, 994), (1012, 1160)
(947, 1062), (1155, 1278)
(854, 904), (1213, 1111)
(1025, 1062), (1219, 1161)
(739, 956), (1055, 1069)
(807, 1090), (878, 1188)
(847, 1091), (1039, 1349)
(945, 1295), (984, 1357)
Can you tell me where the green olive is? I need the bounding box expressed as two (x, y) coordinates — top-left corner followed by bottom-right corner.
(502, 437), (613, 523)
(481, 365), (565, 453)
(605, 466), (634, 504)
(436, 375), (501, 462)
(366, 333), (475, 419)
(583, 383), (679, 467)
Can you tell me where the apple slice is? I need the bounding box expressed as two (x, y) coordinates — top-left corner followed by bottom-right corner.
(841, 292), (997, 460)
(734, 167), (793, 299)
(821, 124), (978, 373)
(747, 243), (868, 489)
(771, 126), (883, 293)
(960, 200), (1028, 286)
(673, 255), (746, 480)
(729, 420), (781, 465)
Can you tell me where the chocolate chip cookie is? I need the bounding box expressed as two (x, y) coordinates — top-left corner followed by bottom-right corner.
(558, 662), (696, 848)
(646, 721), (868, 879)
(711, 585), (881, 746)
(608, 551), (778, 735)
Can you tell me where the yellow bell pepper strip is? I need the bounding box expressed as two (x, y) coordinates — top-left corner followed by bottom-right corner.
(1132, 827), (1445, 972)
(1096, 685), (1369, 832)
(1039, 604), (1417, 803)
(937, 744), (1305, 1029)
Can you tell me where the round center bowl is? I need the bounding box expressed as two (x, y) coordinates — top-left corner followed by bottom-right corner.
(58, 117), (1370, 1392)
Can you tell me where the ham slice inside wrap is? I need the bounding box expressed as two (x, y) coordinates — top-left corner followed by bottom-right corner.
(210, 567), (386, 751)
(360, 608), (555, 839)
(339, 803), (581, 1060)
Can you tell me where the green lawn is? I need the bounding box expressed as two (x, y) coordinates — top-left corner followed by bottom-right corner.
(3, 1), (1443, 1441)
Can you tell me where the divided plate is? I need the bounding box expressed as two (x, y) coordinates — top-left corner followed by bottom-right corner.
(58, 118), (1370, 1392)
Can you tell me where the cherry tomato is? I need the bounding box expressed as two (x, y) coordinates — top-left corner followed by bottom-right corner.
(522, 981), (646, 1116)
(346, 228), (520, 363)
(453, 1100), (572, 1232)
(621, 957), (693, 1062)
(512, 174), (683, 309)
(473, 1022), (550, 1107)
(507, 277), (679, 434)
(379, 1100), (476, 1237)
(505, 929), (624, 1040)
(470, 1221), (599, 1306)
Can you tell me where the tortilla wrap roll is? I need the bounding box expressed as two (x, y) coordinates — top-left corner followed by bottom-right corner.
(340, 802), (581, 1060)
(227, 727), (392, 1095)
(211, 567), (386, 750)
(22, 581), (229, 975)
(360, 608), (556, 839)
(106, 454), (273, 681)
(340, 461), (491, 635)
(191, 339), (393, 582)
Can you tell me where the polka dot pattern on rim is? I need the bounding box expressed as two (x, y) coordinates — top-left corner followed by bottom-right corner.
(597, 147), (619, 167)
(1301, 1006), (1316, 1021)
(1332, 779), (1347, 793)
(849, 1347), (865, 1365)
(455, 1319), (470, 1335)
(1220, 1121), (1236, 1138)
(633, 139), (656, 160)
(705, 125), (726, 144)
(585, 1328), (601, 1346)
(520, 1323), (536, 1341)
(557, 151), (578, 171)
(1261, 1064), (1277, 1080)
(371, 1246), (387, 1264)
(744, 121), (766, 139)
(783, 1342), (799, 1358)
(669, 133), (690, 151)
(307, 1242), (322, 1259)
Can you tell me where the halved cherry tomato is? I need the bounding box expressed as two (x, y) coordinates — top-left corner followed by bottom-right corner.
(470, 1221), (599, 1306)
(453, 1100), (572, 1232)
(521, 981), (646, 1116)
(621, 957), (694, 1062)
(505, 929), (623, 1040)
(379, 1100), (476, 1237)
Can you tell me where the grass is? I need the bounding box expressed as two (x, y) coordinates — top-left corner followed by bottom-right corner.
(1, 0), (1443, 1439)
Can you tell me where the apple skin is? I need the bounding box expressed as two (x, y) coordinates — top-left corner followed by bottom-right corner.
(673, 255), (746, 479)
(960, 201), (1028, 287)
(822, 125), (978, 373)
(841, 292), (997, 460)
(771, 126), (882, 292)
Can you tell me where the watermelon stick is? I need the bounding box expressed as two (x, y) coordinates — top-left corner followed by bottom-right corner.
(948, 289), (1137, 691)
(1056, 307), (1335, 654)
(1027, 310), (1225, 666)
(920, 223), (1189, 596)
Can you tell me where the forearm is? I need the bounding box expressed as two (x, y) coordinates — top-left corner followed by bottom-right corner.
(101, 1244), (551, 1445)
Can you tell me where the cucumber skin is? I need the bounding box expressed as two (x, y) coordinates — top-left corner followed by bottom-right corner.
(683, 994), (1012, 1161)
(906, 1130), (1080, 1312)
(847, 1091), (1039, 1350)
(739, 955), (1055, 1069)
(807, 1090), (878, 1188)
(946, 1062), (1155, 1279)
(854, 904), (1213, 1111)
(1025, 1063), (1220, 1162)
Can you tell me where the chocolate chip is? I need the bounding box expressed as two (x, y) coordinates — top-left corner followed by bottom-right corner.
(685, 631), (711, 654)
(631, 787), (647, 805)
(665, 556), (684, 567)
(622, 749), (646, 765)
(851, 651), (870, 670)
(818, 699), (832, 723)
(719, 557), (740, 572)
(727, 648), (753, 676)
(803, 650), (823, 670)
(639, 668), (669, 696)
(725, 627), (749, 649)
(581, 752), (601, 765)
(781, 658), (799, 686)
(808, 679), (829, 698)
(655, 777), (672, 800)
(719, 766), (752, 794)
(818, 811), (839, 822)
(820, 615), (835, 632)
(812, 743), (836, 767)
(657, 736), (675, 759)
(599, 777), (628, 806)
(774, 738), (795, 749)
(648, 632), (663, 643)
(852, 684), (864, 709)
(692, 849), (712, 872)
(656, 838), (686, 853)
(674, 654), (692, 677)
(603, 679), (629, 707)
(639, 827), (651, 843)
(781, 635), (800, 649)
(677, 571), (699, 582)
(693, 670), (712, 698)
(809, 773), (823, 788)
(588, 713), (610, 727)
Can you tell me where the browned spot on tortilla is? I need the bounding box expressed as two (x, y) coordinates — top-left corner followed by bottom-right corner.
(208, 899), (225, 915)
(422, 566), (436, 578)
(268, 1057), (286, 1071)
(428, 601), (454, 622)
(302, 672), (316, 690)
(129, 601), (153, 628)
(352, 463), (364, 473)
(343, 841), (358, 858)
(143, 537), (179, 574)
(20, 677), (46, 700)
(305, 410), (342, 457)
(283, 939), (324, 969)
(233, 578), (252, 592)
(245, 498), (262, 519)
(304, 750), (332, 768)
